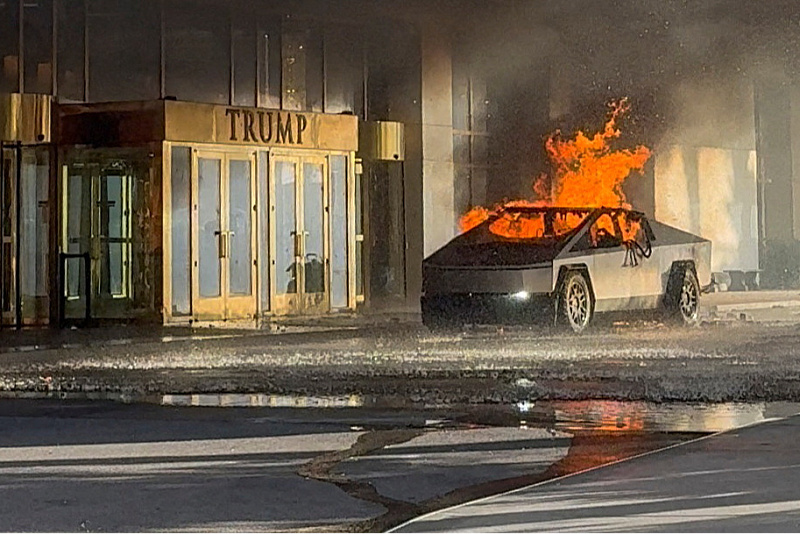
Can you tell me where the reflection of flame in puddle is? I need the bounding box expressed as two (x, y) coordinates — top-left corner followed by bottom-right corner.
(540, 400), (770, 433)
(161, 393), (364, 408)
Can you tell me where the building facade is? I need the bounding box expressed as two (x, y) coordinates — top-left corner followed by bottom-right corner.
(10, 0), (789, 329)
(1, 0), (476, 326)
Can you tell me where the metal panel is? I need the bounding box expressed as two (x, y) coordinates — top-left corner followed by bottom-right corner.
(359, 121), (405, 161)
(0, 93), (51, 144)
(164, 101), (359, 151)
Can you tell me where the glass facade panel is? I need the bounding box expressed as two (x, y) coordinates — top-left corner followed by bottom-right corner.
(303, 162), (324, 293)
(257, 15), (281, 109)
(228, 159), (252, 296)
(233, 7), (256, 107)
(305, 27), (323, 113)
(325, 27), (363, 116)
(171, 146), (191, 316)
(257, 151), (269, 310)
(281, 30), (306, 111)
(99, 173), (130, 299)
(64, 170), (88, 305)
(87, 0), (159, 102)
(452, 71), (469, 131)
(275, 160), (296, 295)
(329, 155), (347, 309)
(198, 158), (221, 298)
(165, 1), (230, 104)
(23, 0), (52, 94)
(56, 0), (84, 102)
(0, 0), (19, 93)
(471, 79), (488, 132)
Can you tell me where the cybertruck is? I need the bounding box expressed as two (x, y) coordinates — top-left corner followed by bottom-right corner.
(421, 207), (711, 332)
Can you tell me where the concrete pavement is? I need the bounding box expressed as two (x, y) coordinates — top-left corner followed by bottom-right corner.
(393, 412), (800, 532)
(0, 290), (798, 355)
(0, 399), (580, 532)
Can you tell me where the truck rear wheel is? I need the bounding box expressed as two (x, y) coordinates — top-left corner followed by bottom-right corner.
(666, 267), (700, 326)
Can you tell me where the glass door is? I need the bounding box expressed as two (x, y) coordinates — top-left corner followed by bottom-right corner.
(1, 146), (51, 326)
(193, 151), (257, 321)
(62, 161), (134, 319)
(272, 154), (329, 315)
(96, 170), (133, 312)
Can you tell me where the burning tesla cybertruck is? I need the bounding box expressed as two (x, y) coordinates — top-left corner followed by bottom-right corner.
(421, 206), (711, 332)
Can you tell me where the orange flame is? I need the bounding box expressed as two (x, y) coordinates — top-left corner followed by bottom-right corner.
(459, 99), (652, 241)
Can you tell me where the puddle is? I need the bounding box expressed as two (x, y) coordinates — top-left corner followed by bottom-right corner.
(3, 389), (799, 435)
(161, 392), (366, 409)
(517, 399), (800, 433)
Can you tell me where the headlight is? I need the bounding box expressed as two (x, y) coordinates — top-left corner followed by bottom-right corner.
(510, 290), (530, 301)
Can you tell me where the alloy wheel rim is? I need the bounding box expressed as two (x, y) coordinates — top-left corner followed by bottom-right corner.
(680, 277), (698, 319)
(567, 279), (588, 326)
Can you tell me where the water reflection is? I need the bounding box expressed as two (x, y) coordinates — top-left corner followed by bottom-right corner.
(161, 393), (365, 408)
(525, 400), (791, 433)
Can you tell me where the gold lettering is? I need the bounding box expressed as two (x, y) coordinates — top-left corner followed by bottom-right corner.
(276, 113), (293, 144)
(225, 109), (240, 141)
(296, 114), (307, 145)
(243, 111), (258, 142)
(258, 111), (273, 143)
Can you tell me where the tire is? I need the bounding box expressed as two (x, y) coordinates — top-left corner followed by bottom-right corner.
(557, 270), (594, 333)
(666, 267), (700, 326)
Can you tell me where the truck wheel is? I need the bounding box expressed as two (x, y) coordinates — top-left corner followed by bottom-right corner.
(666, 267), (700, 326)
(558, 271), (594, 333)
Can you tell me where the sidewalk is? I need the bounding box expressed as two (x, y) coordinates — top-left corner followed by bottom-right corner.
(1, 292), (800, 355)
(0, 310), (420, 355)
(393, 412), (800, 532)
(701, 290), (800, 323)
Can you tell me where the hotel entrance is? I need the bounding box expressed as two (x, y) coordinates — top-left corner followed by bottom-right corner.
(192, 150), (258, 321)
(271, 153), (329, 315)
(61, 154), (140, 320)
(0, 94), (53, 327)
(159, 101), (359, 324)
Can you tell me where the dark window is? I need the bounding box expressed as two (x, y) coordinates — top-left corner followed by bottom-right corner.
(87, 0), (159, 102)
(23, 0), (52, 94)
(165, 0), (230, 105)
(257, 13), (280, 108)
(452, 53), (491, 213)
(232, 3), (255, 107)
(0, 0), (20, 93)
(282, 21), (323, 112)
(325, 25), (363, 116)
(56, 0), (85, 102)
(305, 24), (323, 112)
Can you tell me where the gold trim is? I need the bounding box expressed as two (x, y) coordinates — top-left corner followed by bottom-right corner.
(164, 101), (358, 151)
(0, 93), (51, 144)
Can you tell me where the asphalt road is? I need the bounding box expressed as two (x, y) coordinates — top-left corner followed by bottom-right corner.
(394, 413), (800, 532)
(0, 399), (699, 533)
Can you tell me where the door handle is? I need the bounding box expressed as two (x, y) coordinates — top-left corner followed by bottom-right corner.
(215, 230), (228, 259)
(293, 232), (304, 258)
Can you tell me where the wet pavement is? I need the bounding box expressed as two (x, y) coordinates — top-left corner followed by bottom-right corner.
(394, 411), (800, 533)
(0, 397), (754, 532)
(1, 299), (799, 531)
(4, 319), (800, 406)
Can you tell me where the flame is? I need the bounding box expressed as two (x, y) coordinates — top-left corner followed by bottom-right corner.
(459, 99), (652, 241)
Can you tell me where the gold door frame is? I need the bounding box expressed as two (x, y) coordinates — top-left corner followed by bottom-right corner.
(1, 147), (17, 325)
(270, 150), (330, 316)
(60, 158), (135, 319)
(191, 148), (258, 322)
